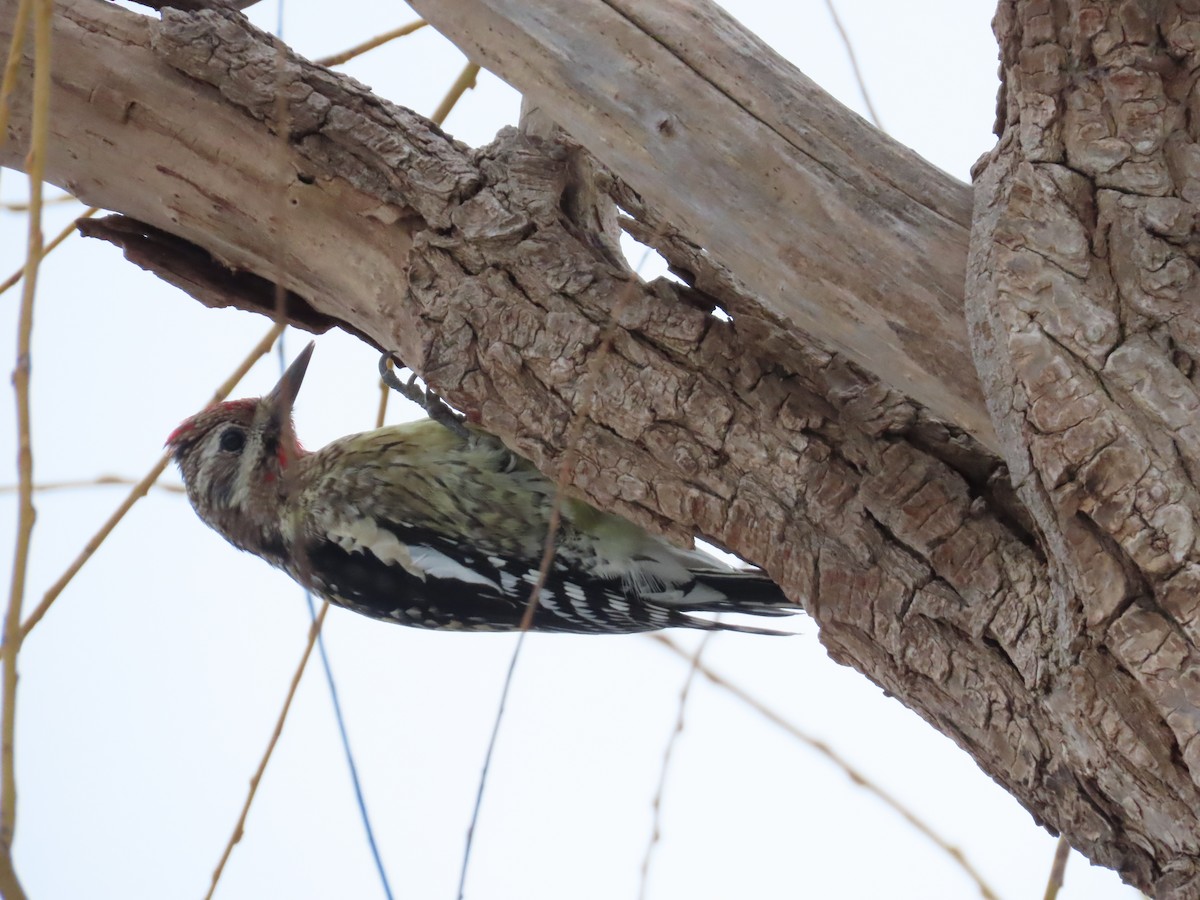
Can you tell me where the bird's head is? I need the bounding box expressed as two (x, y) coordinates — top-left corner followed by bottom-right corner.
(166, 342), (314, 550)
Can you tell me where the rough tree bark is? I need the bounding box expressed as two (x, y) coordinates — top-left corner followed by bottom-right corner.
(4, 0), (1199, 895)
(966, 0), (1200, 892)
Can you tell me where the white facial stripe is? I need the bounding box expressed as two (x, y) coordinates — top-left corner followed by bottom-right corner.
(230, 433), (260, 508)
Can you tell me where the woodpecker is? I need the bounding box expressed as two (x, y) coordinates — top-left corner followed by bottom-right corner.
(167, 343), (799, 634)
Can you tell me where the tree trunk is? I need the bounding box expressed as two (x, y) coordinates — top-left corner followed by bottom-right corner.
(965, 1), (1200, 893)
(4, 0), (1200, 894)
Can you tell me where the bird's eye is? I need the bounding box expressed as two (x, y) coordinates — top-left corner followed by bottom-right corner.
(219, 428), (246, 453)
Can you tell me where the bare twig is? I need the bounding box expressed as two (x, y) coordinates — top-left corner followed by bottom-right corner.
(0, 476), (185, 494)
(204, 51), (341, 895)
(822, 0), (884, 130)
(316, 20), (427, 67)
(205, 42), (351, 899)
(639, 631), (714, 900)
(4, 323), (287, 652)
(430, 61), (480, 126)
(206, 39), (353, 900)
(17, 454), (169, 639)
(2, 191), (77, 211)
(457, 633), (523, 900)
(0, 0), (31, 157)
(0, 841), (27, 900)
(203, 603), (330, 900)
(650, 634), (1001, 900)
(303, 335), (397, 896)
(458, 260), (647, 898)
(0, 3), (50, 896)
(1043, 835), (1070, 900)
(0, 208), (101, 298)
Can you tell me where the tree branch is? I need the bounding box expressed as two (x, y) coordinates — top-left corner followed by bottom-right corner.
(4, 1), (1196, 893)
(406, 0), (995, 449)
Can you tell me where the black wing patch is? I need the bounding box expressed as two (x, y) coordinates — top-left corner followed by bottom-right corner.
(299, 524), (674, 634)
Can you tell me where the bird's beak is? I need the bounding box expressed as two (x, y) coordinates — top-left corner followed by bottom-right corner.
(266, 341), (315, 418)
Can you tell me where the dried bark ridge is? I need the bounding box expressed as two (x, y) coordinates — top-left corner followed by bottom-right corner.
(3, 0), (1196, 894)
(968, 1), (1200, 894)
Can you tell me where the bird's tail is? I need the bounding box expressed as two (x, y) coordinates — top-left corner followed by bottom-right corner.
(676, 568), (802, 634)
(677, 615), (799, 636)
(684, 568), (798, 612)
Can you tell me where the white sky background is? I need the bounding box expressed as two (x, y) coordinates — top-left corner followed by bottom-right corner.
(0, 1), (1144, 898)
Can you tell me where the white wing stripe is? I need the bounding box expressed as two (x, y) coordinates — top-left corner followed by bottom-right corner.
(325, 518), (500, 590)
(408, 546), (501, 590)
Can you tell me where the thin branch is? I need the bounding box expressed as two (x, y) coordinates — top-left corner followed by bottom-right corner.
(272, 324), (396, 900)
(458, 261), (647, 898)
(1042, 835), (1070, 900)
(1, 191), (77, 211)
(6, 322), (286, 652)
(639, 631), (714, 900)
(204, 602), (330, 900)
(18, 454), (169, 635)
(304, 593), (394, 899)
(649, 634), (1001, 900)
(315, 20), (427, 67)
(0, 208), (101, 298)
(464, 97), (638, 897)
(821, 0), (884, 130)
(0, 840), (27, 900)
(430, 61), (480, 126)
(206, 47), (359, 900)
(0, 476), (184, 494)
(457, 629), (526, 900)
(0, 0), (31, 156)
(0, 2), (49, 894)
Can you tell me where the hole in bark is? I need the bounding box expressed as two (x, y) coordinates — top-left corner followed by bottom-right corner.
(616, 211), (732, 321)
(619, 230), (677, 282)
